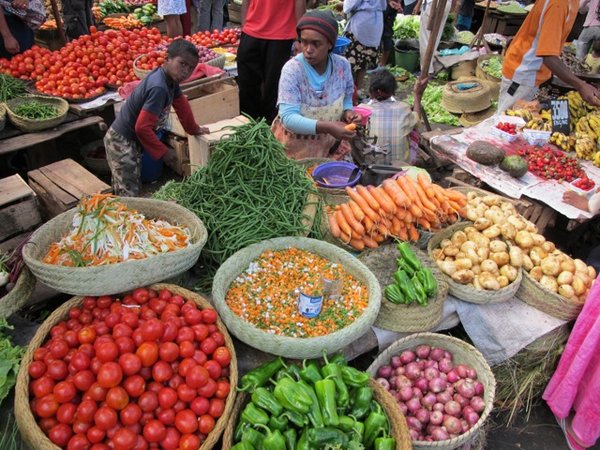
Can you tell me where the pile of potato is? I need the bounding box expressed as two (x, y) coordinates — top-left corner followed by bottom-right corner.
(461, 192), (596, 302)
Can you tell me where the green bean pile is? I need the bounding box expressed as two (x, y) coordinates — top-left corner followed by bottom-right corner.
(12, 100), (59, 120)
(0, 74), (26, 103)
(154, 118), (321, 289)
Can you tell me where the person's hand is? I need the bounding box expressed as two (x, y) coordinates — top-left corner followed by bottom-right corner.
(4, 34), (20, 54)
(163, 147), (178, 168)
(578, 82), (600, 107)
(563, 190), (589, 211)
(12, 0), (28, 9)
(389, 0), (402, 11)
(193, 126), (209, 135)
(325, 121), (358, 140)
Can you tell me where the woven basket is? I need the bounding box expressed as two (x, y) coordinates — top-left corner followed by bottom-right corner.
(367, 333), (496, 450)
(212, 236), (381, 358)
(14, 284), (237, 450)
(450, 60), (477, 80)
(80, 139), (110, 175)
(205, 54), (227, 69)
(6, 95), (68, 132)
(222, 377), (413, 449)
(427, 222), (522, 304)
(133, 54), (154, 79)
(476, 55), (503, 83)
(0, 267), (35, 319)
(22, 198), (208, 296)
(358, 243), (448, 332)
(441, 81), (491, 114)
(516, 271), (583, 321)
(0, 103), (6, 132)
(459, 107), (496, 127)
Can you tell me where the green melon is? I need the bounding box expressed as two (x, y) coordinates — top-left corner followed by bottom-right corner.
(500, 155), (528, 178)
(466, 141), (505, 165)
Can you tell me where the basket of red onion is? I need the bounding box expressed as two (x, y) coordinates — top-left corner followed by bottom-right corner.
(367, 332), (495, 450)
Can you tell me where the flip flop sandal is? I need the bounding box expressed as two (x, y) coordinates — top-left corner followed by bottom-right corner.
(555, 415), (587, 450)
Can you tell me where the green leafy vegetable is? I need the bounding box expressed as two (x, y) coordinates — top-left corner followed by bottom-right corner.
(480, 56), (503, 79)
(0, 413), (25, 450)
(384, 65), (416, 81)
(393, 13), (455, 42)
(407, 85), (461, 126)
(0, 318), (25, 405)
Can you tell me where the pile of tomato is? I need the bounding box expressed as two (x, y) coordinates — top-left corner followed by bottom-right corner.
(517, 145), (586, 182)
(134, 50), (165, 72)
(188, 28), (241, 48)
(27, 287), (232, 450)
(572, 176), (596, 191)
(495, 122), (517, 135)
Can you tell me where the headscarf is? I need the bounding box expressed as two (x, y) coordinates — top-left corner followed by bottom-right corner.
(296, 10), (338, 47)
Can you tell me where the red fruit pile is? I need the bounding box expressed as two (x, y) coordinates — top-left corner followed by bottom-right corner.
(517, 146), (586, 182)
(188, 28), (241, 48)
(28, 287), (232, 450)
(495, 122), (517, 135)
(573, 176), (596, 191)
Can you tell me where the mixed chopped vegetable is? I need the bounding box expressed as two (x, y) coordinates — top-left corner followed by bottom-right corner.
(43, 194), (192, 266)
(225, 248), (369, 338)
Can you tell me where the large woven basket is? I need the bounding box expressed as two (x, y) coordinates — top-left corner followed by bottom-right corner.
(22, 198), (208, 296)
(212, 236), (381, 358)
(222, 377), (413, 449)
(14, 284), (237, 450)
(133, 54), (154, 79)
(0, 103), (6, 132)
(441, 81), (491, 114)
(0, 267), (35, 319)
(205, 54), (227, 69)
(476, 55), (503, 83)
(516, 271), (584, 321)
(367, 333), (496, 450)
(6, 95), (68, 132)
(427, 222), (522, 304)
(358, 243), (448, 333)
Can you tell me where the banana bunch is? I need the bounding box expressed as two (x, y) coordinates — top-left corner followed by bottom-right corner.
(540, 109), (552, 122)
(525, 118), (552, 131)
(575, 116), (598, 137)
(564, 91), (588, 122)
(587, 114), (600, 136)
(505, 109), (533, 122)
(550, 132), (572, 151)
(593, 151), (600, 167)
(575, 132), (596, 160)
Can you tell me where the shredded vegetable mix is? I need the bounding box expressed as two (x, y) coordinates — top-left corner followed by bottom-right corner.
(43, 194), (191, 266)
(225, 248), (368, 338)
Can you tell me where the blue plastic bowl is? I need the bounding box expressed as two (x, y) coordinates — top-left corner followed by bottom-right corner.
(312, 161), (361, 189)
(333, 36), (351, 55)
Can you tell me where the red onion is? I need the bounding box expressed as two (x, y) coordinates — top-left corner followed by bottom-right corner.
(421, 393), (437, 409)
(466, 366), (477, 380)
(390, 355), (403, 368)
(439, 372), (448, 382)
(415, 378), (429, 392)
(436, 391), (452, 404)
(398, 401), (408, 416)
(399, 386), (413, 402)
(424, 360), (438, 369)
(474, 381), (484, 396)
(438, 358), (453, 374)
(376, 378), (390, 390)
(389, 376), (397, 387)
(470, 396), (485, 413)
(444, 400), (461, 417)
(453, 394), (469, 408)
(406, 398), (421, 414)
(417, 359), (426, 370)
(462, 405), (475, 417)
(394, 366), (405, 376)
(443, 415), (462, 434)
(431, 427), (450, 441)
(455, 364), (469, 379)
(433, 402), (445, 412)
(444, 350), (452, 360)
(446, 369), (460, 383)
(430, 347), (445, 361)
(461, 419), (470, 433)
(430, 410), (443, 425)
(394, 375), (412, 390)
(424, 367), (440, 380)
(409, 429), (420, 440)
(456, 380), (475, 399)
(405, 362), (421, 380)
(415, 408), (430, 424)
(416, 345), (431, 359)
(377, 365), (392, 378)
(413, 387), (423, 399)
(428, 377), (447, 393)
(464, 410), (480, 426)
(400, 350), (416, 364)
(406, 416), (423, 431)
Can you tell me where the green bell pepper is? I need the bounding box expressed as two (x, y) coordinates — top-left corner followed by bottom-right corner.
(231, 442), (255, 450)
(273, 376), (313, 414)
(341, 366), (369, 387)
(397, 257), (416, 277)
(351, 386), (373, 419)
(374, 436), (397, 450)
(363, 406), (389, 448)
(411, 273), (428, 305)
(255, 424), (286, 450)
(307, 427), (349, 447)
(397, 241), (421, 271)
(314, 378), (339, 427)
(300, 360), (323, 384)
(297, 429), (314, 450)
(297, 380), (325, 427)
(385, 284), (405, 304)
(394, 269), (418, 303)
(329, 353), (348, 366)
(321, 354), (349, 407)
(234, 421), (250, 442)
(239, 357), (284, 392)
(281, 410), (308, 428)
(338, 415), (356, 432)
(240, 403), (269, 426)
(421, 267), (438, 296)
(251, 387), (283, 416)
(241, 427), (266, 448)
(352, 420), (365, 442)
(268, 414), (288, 431)
(283, 429), (297, 450)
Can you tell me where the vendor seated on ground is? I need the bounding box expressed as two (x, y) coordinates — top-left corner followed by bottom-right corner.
(272, 10), (361, 160)
(104, 39), (208, 197)
(586, 39), (600, 75)
(360, 69), (426, 165)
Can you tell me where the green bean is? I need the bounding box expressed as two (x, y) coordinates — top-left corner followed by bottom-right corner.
(0, 74), (26, 103)
(12, 100), (59, 120)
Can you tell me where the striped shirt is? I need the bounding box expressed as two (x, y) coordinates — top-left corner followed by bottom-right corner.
(502, 0), (578, 87)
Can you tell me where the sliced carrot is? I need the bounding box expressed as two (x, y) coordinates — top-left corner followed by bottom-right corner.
(328, 213), (341, 238)
(356, 185), (381, 211)
(340, 203), (365, 235)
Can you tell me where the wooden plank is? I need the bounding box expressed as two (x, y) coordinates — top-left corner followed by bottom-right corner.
(0, 174), (34, 206)
(28, 168), (75, 207)
(0, 197), (41, 241)
(28, 178), (68, 218)
(0, 231), (32, 253)
(39, 159), (110, 199)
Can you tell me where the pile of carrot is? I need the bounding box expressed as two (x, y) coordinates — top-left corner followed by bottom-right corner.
(327, 173), (467, 251)
(103, 15), (142, 29)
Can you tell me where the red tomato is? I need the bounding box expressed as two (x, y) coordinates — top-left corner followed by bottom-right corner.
(49, 423), (73, 447)
(179, 341), (195, 359)
(157, 407), (176, 425)
(67, 433), (90, 450)
(73, 370), (95, 392)
(120, 403), (143, 426)
(143, 419), (166, 443)
(47, 359), (68, 381)
(94, 405), (118, 431)
(132, 288), (150, 304)
(210, 332), (225, 347)
(208, 398), (225, 418)
(178, 358), (197, 377)
(177, 327), (195, 344)
(183, 308), (202, 326)
(176, 384), (196, 403)
(87, 426), (106, 444)
(69, 351), (91, 373)
(159, 342), (179, 362)
(97, 362), (123, 388)
(179, 434), (201, 450)
(152, 360), (173, 383)
(78, 326), (96, 344)
(158, 387), (178, 409)
(138, 391), (159, 412)
(96, 341), (119, 363)
(160, 427), (181, 450)
(28, 361), (47, 379)
(197, 378), (217, 398)
(204, 360), (221, 380)
(106, 386), (129, 410)
(87, 382), (107, 402)
(36, 394), (60, 418)
(201, 309), (217, 324)
(76, 399), (98, 423)
(113, 427), (138, 450)
(192, 350), (208, 366)
(115, 336), (135, 354)
(186, 365), (209, 388)
(212, 346), (231, 367)
(191, 324), (209, 342)
(96, 295), (113, 309)
(49, 339), (70, 359)
(190, 397), (209, 416)
(174, 409), (197, 434)
(141, 318), (164, 341)
(136, 342), (159, 367)
(119, 353), (142, 376)
(53, 380), (77, 403)
(56, 402), (77, 424)
(198, 414), (215, 435)
(215, 379), (230, 399)
(123, 375), (146, 398)
(158, 289), (172, 300)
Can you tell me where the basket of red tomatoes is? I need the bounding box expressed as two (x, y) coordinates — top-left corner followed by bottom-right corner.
(133, 51), (165, 80)
(14, 284), (237, 450)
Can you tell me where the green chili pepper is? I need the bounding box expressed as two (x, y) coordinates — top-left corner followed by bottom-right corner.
(314, 379), (339, 426)
(411, 273), (428, 305)
(251, 387), (283, 416)
(300, 360), (323, 384)
(375, 436), (397, 450)
(283, 429), (297, 450)
(297, 429), (314, 450)
(338, 415), (356, 432)
(364, 408), (389, 448)
(396, 257), (416, 277)
(341, 366), (369, 387)
(240, 403), (269, 426)
(352, 420), (365, 442)
(281, 410), (308, 428)
(273, 376), (313, 414)
(321, 354), (349, 407)
(421, 267), (438, 296)
(351, 386), (373, 419)
(234, 421), (250, 442)
(255, 424), (286, 450)
(231, 442), (256, 450)
(395, 269), (418, 303)
(397, 242), (422, 271)
(297, 380), (325, 427)
(239, 357), (285, 392)
(268, 414), (288, 431)
(385, 284), (406, 304)
(286, 363), (302, 381)
(329, 353), (348, 366)
(307, 427), (349, 447)
(241, 427), (266, 448)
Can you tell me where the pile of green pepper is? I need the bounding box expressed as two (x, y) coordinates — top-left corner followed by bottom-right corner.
(232, 355), (396, 450)
(385, 242), (437, 306)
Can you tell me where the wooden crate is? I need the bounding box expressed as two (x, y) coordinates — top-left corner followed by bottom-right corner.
(0, 174), (42, 243)
(28, 159), (112, 219)
(164, 133), (191, 176)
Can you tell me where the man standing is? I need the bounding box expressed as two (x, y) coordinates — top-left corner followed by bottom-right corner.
(237, 0), (306, 123)
(499, 0), (600, 112)
(577, 0), (600, 60)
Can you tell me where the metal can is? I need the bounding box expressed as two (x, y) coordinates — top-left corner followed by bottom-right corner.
(298, 290), (323, 318)
(322, 275), (342, 300)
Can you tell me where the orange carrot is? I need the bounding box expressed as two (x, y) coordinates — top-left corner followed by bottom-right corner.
(368, 186), (396, 215)
(371, 231), (386, 243)
(356, 185), (381, 211)
(328, 213), (341, 238)
(362, 235), (378, 248)
(346, 187), (379, 222)
(395, 208), (407, 220)
(391, 217), (402, 235)
(340, 203), (365, 235)
(407, 223), (419, 242)
(408, 203), (423, 218)
(348, 200), (365, 221)
(340, 231), (352, 244)
(444, 188), (468, 205)
(397, 176), (420, 204)
(397, 226), (408, 241)
(345, 123), (357, 131)
(350, 238), (365, 250)
(418, 218), (432, 230)
(409, 177), (437, 211)
(335, 210), (353, 236)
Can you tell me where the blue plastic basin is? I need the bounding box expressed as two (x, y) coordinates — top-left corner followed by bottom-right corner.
(312, 161), (361, 189)
(333, 36), (351, 55)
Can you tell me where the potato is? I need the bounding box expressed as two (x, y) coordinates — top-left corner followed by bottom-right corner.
(479, 272), (501, 290)
(515, 230), (534, 249)
(456, 252), (466, 260)
(489, 240), (508, 253)
(497, 275), (510, 288)
(525, 221), (538, 233)
(467, 231), (480, 242)
(558, 284), (575, 299)
(460, 241), (477, 253)
(463, 226), (477, 235)
(500, 202), (515, 213)
(560, 259), (576, 274)
(500, 222), (517, 240)
(574, 259), (588, 273)
(455, 258), (473, 270)
(452, 269), (475, 284)
(541, 241), (556, 253)
(471, 265), (481, 275)
(437, 260), (457, 276)
(522, 255), (534, 271)
(472, 235), (490, 248)
(476, 247), (489, 261)
(509, 246), (524, 267)
(466, 248), (480, 265)
(443, 245), (460, 257)
(482, 225), (501, 239)
(557, 271), (574, 285)
(539, 275), (559, 293)
(541, 256), (561, 277)
(508, 215), (527, 231)
(500, 265), (518, 282)
(588, 266), (597, 280)
(484, 209), (504, 225)
(440, 239), (452, 249)
(529, 247), (547, 266)
(529, 266), (543, 281)
(473, 276), (483, 290)
(451, 231), (467, 246)
(481, 259), (499, 274)
(575, 271), (590, 287)
(474, 218), (492, 231)
(531, 233), (546, 246)
(432, 248), (445, 260)
(482, 195), (502, 206)
(466, 209), (479, 222)
(466, 192), (478, 201)
(572, 276), (587, 296)
(491, 252), (510, 267)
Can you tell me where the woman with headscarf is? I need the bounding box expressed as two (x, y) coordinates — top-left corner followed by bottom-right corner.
(272, 10), (361, 160)
(0, 0), (45, 59)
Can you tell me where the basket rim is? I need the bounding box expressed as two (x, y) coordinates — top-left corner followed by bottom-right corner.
(6, 94), (69, 120)
(0, 266), (36, 318)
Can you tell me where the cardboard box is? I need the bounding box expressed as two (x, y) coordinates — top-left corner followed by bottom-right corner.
(0, 174), (42, 243)
(168, 78), (239, 137)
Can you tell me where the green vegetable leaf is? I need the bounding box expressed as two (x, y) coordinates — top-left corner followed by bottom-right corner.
(0, 319), (25, 405)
